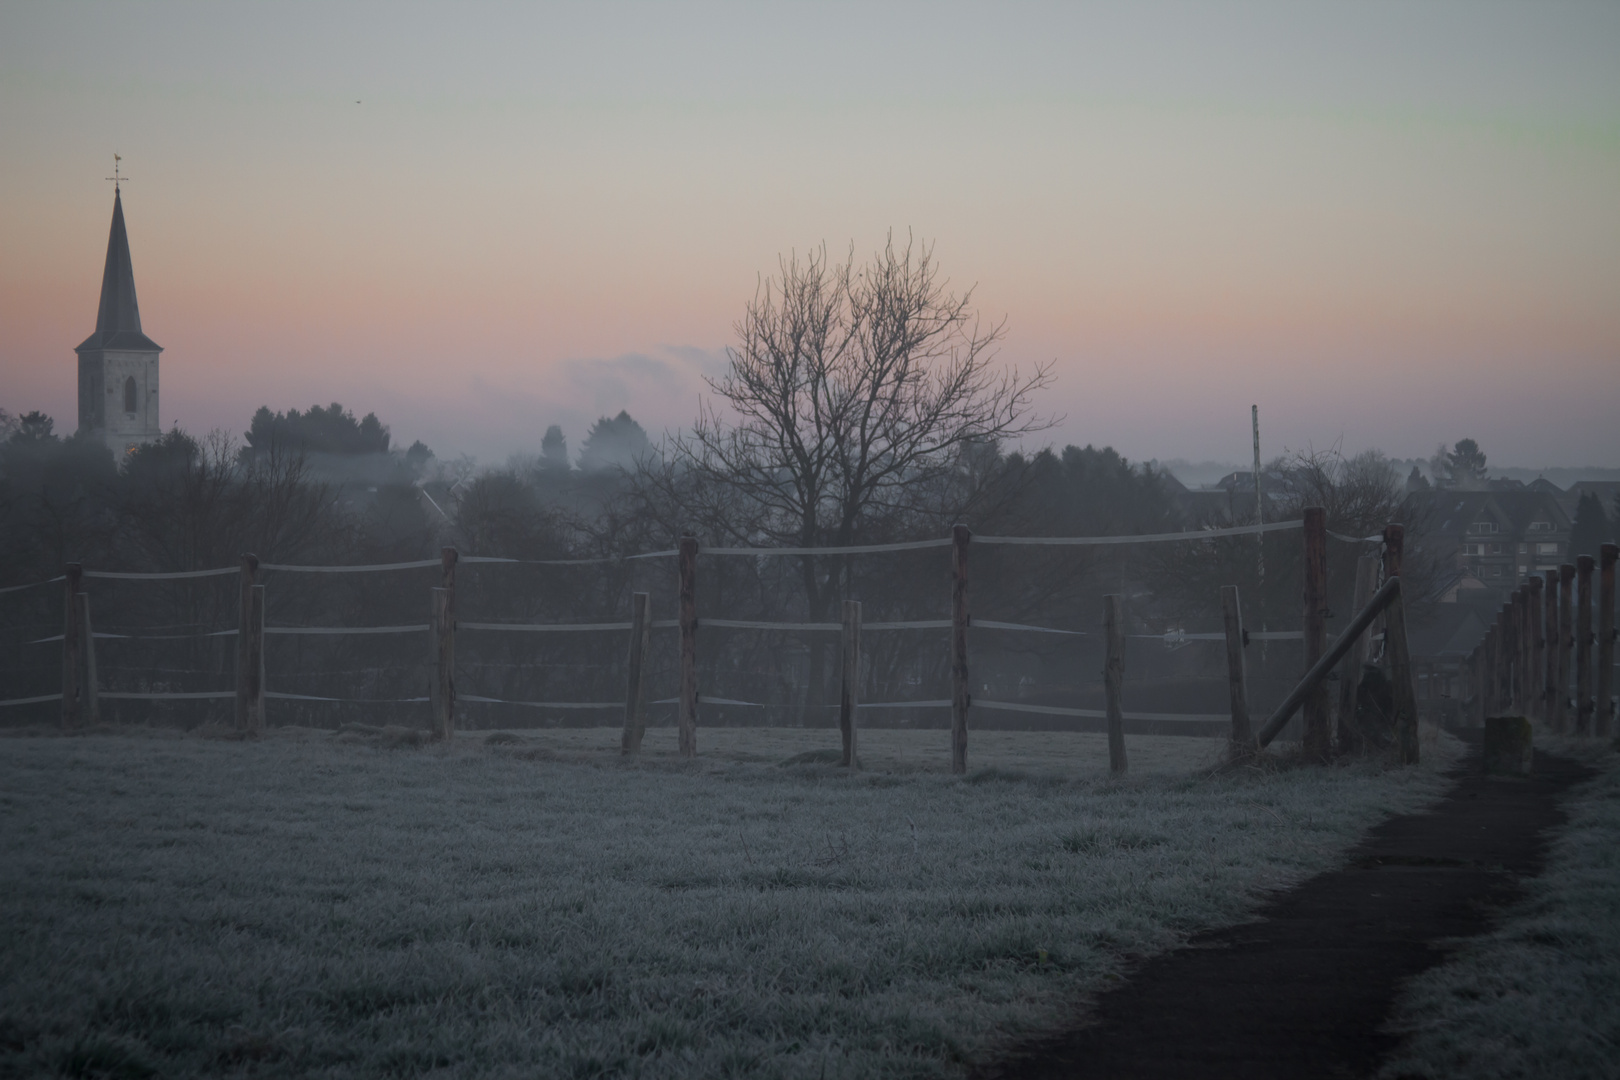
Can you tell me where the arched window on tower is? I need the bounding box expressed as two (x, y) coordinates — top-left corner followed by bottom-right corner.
(123, 376), (137, 415)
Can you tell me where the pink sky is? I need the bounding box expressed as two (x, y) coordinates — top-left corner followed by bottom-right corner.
(3, 3), (1617, 468)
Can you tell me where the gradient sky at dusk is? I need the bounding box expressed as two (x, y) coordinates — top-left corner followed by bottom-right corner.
(3, 2), (1617, 468)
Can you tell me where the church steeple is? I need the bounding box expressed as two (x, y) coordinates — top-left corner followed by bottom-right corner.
(76, 187), (162, 353)
(75, 182), (163, 453)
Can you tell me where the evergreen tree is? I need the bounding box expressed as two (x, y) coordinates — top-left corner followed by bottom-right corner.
(404, 440), (434, 476)
(540, 425), (570, 473)
(1444, 438), (1488, 489)
(1568, 491), (1611, 560)
(243, 403), (391, 456)
(578, 411), (650, 473)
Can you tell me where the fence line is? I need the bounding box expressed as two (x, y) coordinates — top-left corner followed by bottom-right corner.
(265, 624), (429, 636)
(0, 576), (66, 596)
(462, 621), (634, 633)
(101, 690), (235, 701)
(267, 692), (429, 703)
(6, 516), (1315, 588)
(7, 514), (1462, 778)
(0, 693), (64, 707)
(974, 699), (1229, 723)
(976, 519), (1302, 546)
(84, 567), (239, 581)
(703, 538), (955, 556)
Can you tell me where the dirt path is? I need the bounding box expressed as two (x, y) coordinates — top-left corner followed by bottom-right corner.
(982, 747), (1593, 1080)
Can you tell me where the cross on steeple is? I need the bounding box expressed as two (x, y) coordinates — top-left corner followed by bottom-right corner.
(105, 153), (126, 192)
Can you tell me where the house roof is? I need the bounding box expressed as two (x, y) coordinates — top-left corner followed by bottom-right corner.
(1403, 489), (1567, 537)
(1490, 490), (1569, 532)
(1407, 491), (1497, 537)
(75, 188), (162, 354)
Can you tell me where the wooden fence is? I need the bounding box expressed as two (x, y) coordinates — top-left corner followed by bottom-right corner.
(6, 510), (1536, 773)
(1465, 543), (1619, 738)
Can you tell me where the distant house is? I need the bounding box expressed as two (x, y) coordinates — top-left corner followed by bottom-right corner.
(1405, 489), (1571, 602)
(1156, 470), (1189, 495)
(1212, 469), (1293, 494)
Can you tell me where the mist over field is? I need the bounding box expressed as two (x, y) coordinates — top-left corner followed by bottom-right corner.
(4, 4), (1620, 1078)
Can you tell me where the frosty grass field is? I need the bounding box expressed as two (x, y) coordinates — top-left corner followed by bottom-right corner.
(1380, 737), (1620, 1080)
(1, 724), (1464, 1079)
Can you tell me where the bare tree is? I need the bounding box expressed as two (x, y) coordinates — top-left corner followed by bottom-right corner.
(1271, 447), (1403, 543)
(642, 235), (1055, 715)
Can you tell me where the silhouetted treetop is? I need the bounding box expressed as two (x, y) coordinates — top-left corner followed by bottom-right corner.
(540, 425), (570, 473)
(578, 411), (650, 474)
(1445, 438), (1488, 488)
(244, 403), (391, 456)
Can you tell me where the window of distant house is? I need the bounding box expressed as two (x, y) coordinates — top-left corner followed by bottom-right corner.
(123, 376), (137, 414)
(1538, 542), (1559, 555)
(1529, 521), (1554, 532)
(1467, 521), (1498, 534)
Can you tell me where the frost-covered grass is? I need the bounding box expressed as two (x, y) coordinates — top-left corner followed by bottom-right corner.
(0, 726), (1460, 1079)
(1380, 738), (1620, 1080)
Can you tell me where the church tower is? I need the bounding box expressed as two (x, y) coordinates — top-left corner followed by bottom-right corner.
(76, 186), (162, 456)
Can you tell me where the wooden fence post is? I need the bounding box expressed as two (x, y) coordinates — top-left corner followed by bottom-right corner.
(951, 524), (971, 775)
(427, 587), (439, 728)
(1502, 604), (1515, 714)
(840, 599), (861, 769)
(678, 534), (698, 758)
(1301, 508), (1330, 762)
(1220, 585), (1252, 751)
(1504, 595), (1520, 713)
(1385, 574), (1420, 764)
(1336, 555), (1379, 754)
(1471, 641), (1480, 725)
(1256, 576), (1402, 748)
(1509, 586), (1522, 712)
(1503, 605), (1516, 712)
(1104, 593), (1127, 774)
(1483, 625), (1496, 718)
(1382, 522), (1404, 579)
(441, 546), (458, 610)
(621, 592), (651, 754)
(1544, 571), (1560, 728)
(245, 583), (266, 733)
(1523, 585), (1536, 712)
(77, 591), (100, 727)
(430, 586), (454, 739)
(61, 563), (82, 730)
(1576, 555), (1594, 735)
(1599, 544), (1616, 738)
(1528, 575), (1545, 725)
(235, 553), (259, 731)
(1557, 563), (1575, 733)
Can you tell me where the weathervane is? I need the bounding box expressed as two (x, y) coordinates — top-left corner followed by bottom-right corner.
(105, 153), (126, 192)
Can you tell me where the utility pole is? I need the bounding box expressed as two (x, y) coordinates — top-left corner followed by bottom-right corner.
(1253, 405), (1267, 665)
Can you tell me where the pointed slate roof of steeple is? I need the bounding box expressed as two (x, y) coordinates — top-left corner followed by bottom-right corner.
(75, 188), (162, 353)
